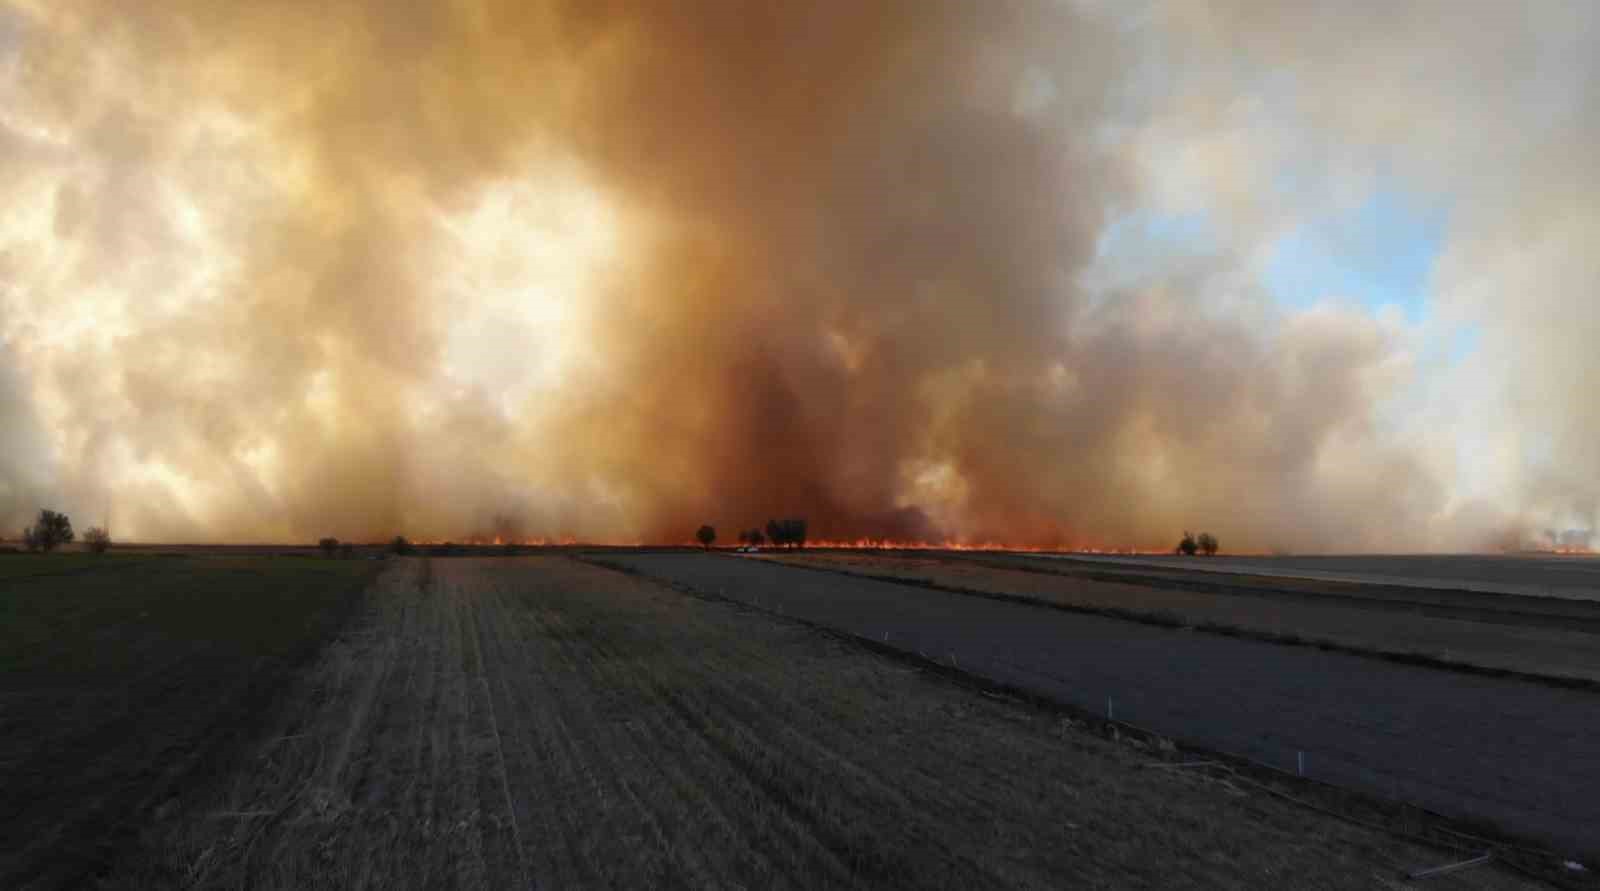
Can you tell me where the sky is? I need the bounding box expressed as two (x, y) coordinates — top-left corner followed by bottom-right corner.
(0, 1), (1595, 551)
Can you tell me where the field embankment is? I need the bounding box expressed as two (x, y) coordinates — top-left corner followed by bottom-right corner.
(115, 556), (1556, 889)
(0, 554), (381, 889)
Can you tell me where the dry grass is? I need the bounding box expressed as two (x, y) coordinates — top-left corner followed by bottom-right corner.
(111, 556), (1557, 890)
(763, 552), (1600, 684)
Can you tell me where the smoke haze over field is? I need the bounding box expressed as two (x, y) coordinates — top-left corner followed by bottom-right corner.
(1, 2), (1596, 549)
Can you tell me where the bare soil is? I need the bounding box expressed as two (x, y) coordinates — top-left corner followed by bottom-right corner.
(764, 551), (1600, 684)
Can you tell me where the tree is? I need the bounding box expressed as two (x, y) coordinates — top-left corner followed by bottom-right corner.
(23, 509), (74, 552)
(696, 524), (716, 549)
(318, 536), (339, 556)
(1197, 532), (1219, 556)
(391, 535), (413, 555)
(764, 518), (807, 549)
(83, 526), (112, 554)
(748, 529), (765, 548)
(1176, 531), (1198, 556)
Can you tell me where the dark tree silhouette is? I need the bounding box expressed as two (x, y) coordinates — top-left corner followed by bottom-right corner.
(1176, 531), (1198, 556)
(318, 536), (339, 556)
(763, 518), (808, 549)
(696, 524), (716, 549)
(23, 509), (74, 552)
(83, 526), (112, 554)
(748, 529), (765, 548)
(785, 517), (807, 549)
(391, 535), (413, 555)
(1198, 532), (1219, 556)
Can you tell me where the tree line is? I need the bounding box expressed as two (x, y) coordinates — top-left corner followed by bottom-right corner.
(695, 517), (809, 550)
(1176, 530), (1219, 556)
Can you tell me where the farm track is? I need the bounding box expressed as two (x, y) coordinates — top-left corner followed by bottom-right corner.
(117, 556), (1558, 890)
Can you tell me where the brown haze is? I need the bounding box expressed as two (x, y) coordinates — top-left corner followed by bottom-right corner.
(0, 2), (1596, 550)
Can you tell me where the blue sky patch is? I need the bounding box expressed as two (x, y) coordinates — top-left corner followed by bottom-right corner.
(1262, 187), (1448, 323)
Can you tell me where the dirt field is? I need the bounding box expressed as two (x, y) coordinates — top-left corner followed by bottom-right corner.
(79, 556), (1565, 889)
(761, 552), (1600, 683)
(599, 552), (1600, 859)
(0, 554), (381, 889)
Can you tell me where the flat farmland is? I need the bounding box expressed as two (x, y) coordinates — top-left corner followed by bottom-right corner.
(83, 556), (1555, 889)
(599, 552), (1600, 859)
(0, 554), (381, 889)
(761, 551), (1600, 683)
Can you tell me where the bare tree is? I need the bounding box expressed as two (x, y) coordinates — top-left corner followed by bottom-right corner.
(83, 526), (112, 554)
(696, 524), (716, 550)
(1197, 532), (1219, 556)
(23, 509), (74, 552)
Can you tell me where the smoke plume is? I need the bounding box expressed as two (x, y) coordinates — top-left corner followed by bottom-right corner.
(0, 2), (1595, 550)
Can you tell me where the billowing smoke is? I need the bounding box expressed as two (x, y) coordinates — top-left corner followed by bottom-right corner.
(0, 2), (1595, 550)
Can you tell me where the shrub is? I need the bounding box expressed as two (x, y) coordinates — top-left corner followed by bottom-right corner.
(83, 526), (112, 554)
